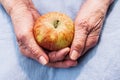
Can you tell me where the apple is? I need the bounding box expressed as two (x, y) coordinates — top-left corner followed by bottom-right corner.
(33, 12), (74, 51)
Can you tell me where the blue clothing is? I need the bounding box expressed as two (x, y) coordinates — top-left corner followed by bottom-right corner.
(0, 0), (120, 80)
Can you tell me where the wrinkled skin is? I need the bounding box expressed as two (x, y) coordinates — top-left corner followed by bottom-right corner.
(0, 0), (112, 68)
(69, 0), (113, 60)
(8, 0), (77, 68)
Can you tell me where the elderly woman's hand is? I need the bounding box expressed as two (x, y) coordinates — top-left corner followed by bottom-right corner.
(10, 0), (50, 65)
(70, 0), (113, 60)
(0, 0), (77, 68)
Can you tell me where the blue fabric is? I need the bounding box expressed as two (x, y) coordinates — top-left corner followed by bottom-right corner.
(0, 0), (120, 80)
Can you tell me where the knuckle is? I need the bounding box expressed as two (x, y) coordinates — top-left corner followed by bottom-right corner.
(29, 46), (40, 58)
(72, 38), (85, 51)
(88, 36), (99, 47)
(49, 52), (63, 62)
(75, 20), (92, 34)
(48, 52), (56, 62)
(18, 45), (32, 58)
(16, 31), (29, 41)
(74, 43), (83, 51)
(17, 34), (28, 49)
(93, 36), (99, 46)
(16, 32), (29, 44)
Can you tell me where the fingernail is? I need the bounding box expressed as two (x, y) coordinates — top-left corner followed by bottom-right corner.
(39, 56), (48, 65)
(70, 50), (79, 60)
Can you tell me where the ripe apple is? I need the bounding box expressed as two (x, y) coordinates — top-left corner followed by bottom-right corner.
(33, 12), (74, 51)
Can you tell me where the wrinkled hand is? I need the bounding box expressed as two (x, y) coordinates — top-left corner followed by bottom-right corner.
(69, 0), (112, 60)
(9, 0), (76, 68)
(10, 0), (49, 65)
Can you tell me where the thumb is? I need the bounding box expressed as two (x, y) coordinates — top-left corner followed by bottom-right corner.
(70, 24), (88, 60)
(18, 32), (49, 65)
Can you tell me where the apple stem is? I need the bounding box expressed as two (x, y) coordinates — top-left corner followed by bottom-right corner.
(54, 20), (59, 28)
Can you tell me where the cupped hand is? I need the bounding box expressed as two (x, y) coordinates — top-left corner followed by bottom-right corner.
(69, 0), (112, 60)
(10, 0), (76, 68)
(10, 0), (49, 65)
(70, 16), (102, 60)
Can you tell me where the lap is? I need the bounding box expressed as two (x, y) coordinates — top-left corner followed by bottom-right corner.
(0, 0), (120, 80)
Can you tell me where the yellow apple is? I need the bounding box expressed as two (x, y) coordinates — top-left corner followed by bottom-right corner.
(33, 12), (74, 51)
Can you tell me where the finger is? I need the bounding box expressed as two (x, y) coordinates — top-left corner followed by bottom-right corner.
(70, 22), (89, 60)
(47, 60), (77, 68)
(18, 32), (49, 65)
(82, 19), (102, 55)
(48, 47), (70, 62)
(82, 36), (99, 55)
(65, 55), (71, 60)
